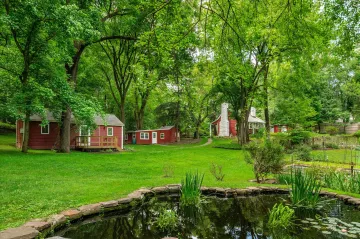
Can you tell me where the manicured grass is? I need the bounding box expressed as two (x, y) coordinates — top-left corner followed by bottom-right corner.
(0, 135), (254, 230)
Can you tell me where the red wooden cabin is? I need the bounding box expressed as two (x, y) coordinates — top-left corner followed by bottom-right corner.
(125, 126), (177, 145)
(16, 112), (124, 151)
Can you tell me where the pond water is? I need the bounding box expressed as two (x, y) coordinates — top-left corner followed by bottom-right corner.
(53, 194), (360, 239)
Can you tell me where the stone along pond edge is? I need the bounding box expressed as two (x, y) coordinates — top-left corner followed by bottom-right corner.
(1, 185), (360, 239)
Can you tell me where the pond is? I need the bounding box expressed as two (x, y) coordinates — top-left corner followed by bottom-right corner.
(53, 194), (360, 239)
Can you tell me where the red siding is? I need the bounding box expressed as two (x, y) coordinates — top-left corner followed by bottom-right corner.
(126, 127), (177, 145)
(17, 121), (123, 150)
(229, 119), (237, 136)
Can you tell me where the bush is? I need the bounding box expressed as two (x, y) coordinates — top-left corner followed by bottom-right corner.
(311, 144), (321, 150)
(267, 203), (294, 230)
(294, 145), (312, 161)
(325, 143), (339, 149)
(288, 129), (311, 145)
(245, 140), (285, 183)
(325, 126), (339, 135)
(209, 163), (225, 181)
(276, 173), (292, 185)
(353, 130), (360, 138)
(0, 122), (16, 131)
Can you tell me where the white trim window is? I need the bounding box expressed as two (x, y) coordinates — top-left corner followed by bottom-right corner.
(125, 134), (128, 140)
(41, 124), (50, 134)
(107, 127), (114, 136)
(160, 133), (165, 139)
(140, 132), (149, 140)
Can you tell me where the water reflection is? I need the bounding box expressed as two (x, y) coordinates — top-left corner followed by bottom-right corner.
(53, 195), (360, 239)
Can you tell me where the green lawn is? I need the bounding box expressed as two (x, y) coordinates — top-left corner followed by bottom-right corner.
(1, 134), (360, 231)
(0, 134), (254, 230)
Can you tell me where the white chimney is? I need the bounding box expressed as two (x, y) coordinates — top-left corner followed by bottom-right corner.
(250, 107), (256, 117)
(219, 103), (229, 136)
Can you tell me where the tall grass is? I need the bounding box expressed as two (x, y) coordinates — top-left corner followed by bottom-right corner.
(267, 203), (294, 230)
(323, 170), (360, 194)
(180, 171), (204, 206)
(291, 170), (321, 207)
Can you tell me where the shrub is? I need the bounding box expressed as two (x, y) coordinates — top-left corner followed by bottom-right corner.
(325, 126), (339, 135)
(267, 203), (294, 230)
(323, 170), (360, 194)
(294, 145), (312, 161)
(353, 130), (360, 138)
(245, 140), (285, 183)
(311, 144), (321, 150)
(0, 122), (16, 131)
(253, 127), (265, 139)
(291, 170), (321, 207)
(325, 143), (339, 149)
(209, 163), (225, 181)
(180, 171), (204, 206)
(288, 129), (311, 145)
(156, 209), (178, 232)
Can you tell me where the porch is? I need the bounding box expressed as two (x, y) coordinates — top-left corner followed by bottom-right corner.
(75, 136), (120, 151)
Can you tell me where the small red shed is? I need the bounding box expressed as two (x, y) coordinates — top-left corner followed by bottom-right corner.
(125, 126), (177, 145)
(16, 112), (124, 150)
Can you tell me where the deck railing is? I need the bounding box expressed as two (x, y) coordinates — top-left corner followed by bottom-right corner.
(75, 136), (118, 149)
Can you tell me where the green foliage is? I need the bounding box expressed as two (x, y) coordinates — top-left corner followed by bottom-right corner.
(290, 170), (321, 207)
(325, 126), (339, 136)
(294, 145), (312, 161)
(156, 208), (178, 232)
(276, 174), (292, 185)
(0, 122), (16, 131)
(180, 171), (204, 206)
(353, 130), (360, 138)
(267, 203), (294, 230)
(323, 170), (360, 194)
(209, 163), (225, 181)
(288, 129), (311, 145)
(245, 140), (285, 183)
(325, 143), (340, 149)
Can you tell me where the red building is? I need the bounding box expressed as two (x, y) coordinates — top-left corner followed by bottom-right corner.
(271, 125), (289, 133)
(125, 126), (177, 145)
(16, 112), (124, 150)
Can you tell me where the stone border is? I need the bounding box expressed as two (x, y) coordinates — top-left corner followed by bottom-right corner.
(1, 185), (360, 239)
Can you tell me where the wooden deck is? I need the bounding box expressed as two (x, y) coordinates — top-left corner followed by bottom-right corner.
(75, 136), (120, 151)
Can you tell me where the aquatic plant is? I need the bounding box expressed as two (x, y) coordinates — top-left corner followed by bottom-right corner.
(291, 169), (321, 207)
(156, 208), (178, 232)
(267, 203), (294, 230)
(180, 171), (204, 206)
(276, 173), (292, 185)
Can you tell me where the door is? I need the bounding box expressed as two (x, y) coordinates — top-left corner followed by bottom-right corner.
(79, 126), (91, 146)
(152, 132), (157, 144)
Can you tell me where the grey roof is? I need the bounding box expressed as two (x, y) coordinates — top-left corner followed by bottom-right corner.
(248, 115), (265, 124)
(30, 112), (124, 126)
(158, 126), (175, 130)
(95, 114), (124, 126)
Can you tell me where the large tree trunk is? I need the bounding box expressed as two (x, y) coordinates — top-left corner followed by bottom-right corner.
(237, 109), (250, 145)
(264, 64), (270, 139)
(21, 111), (30, 153)
(58, 107), (72, 153)
(59, 44), (85, 153)
(120, 97), (125, 125)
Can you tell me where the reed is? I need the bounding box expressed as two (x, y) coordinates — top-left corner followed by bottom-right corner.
(180, 171), (204, 206)
(291, 169), (321, 207)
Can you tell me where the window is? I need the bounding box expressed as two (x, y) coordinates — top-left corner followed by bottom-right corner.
(132, 134), (136, 139)
(160, 133), (165, 139)
(125, 134), (128, 140)
(140, 132), (149, 140)
(41, 124), (49, 134)
(107, 127), (113, 136)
